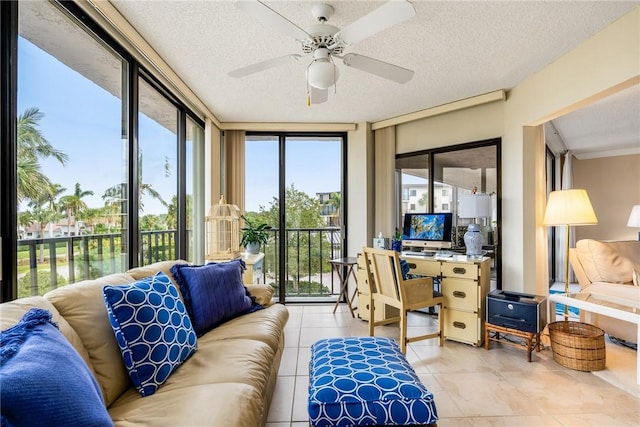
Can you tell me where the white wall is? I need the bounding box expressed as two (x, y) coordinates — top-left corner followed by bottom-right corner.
(505, 6), (639, 295)
(388, 7), (639, 295)
(396, 101), (504, 154)
(573, 154), (640, 241)
(347, 123), (374, 257)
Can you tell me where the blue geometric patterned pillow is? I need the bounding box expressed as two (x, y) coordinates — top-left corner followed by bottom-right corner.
(1, 308), (112, 426)
(103, 272), (197, 397)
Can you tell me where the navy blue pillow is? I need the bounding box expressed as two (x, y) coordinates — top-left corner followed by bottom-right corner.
(171, 260), (258, 336)
(103, 272), (197, 397)
(0, 308), (112, 426)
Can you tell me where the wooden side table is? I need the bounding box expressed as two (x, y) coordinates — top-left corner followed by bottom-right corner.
(329, 257), (358, 318)
(485, 322), (541, 362)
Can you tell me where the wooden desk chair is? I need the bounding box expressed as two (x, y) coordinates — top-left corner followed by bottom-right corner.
(362, 247), (444, 353)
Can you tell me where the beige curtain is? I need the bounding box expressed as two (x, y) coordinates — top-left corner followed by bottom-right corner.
(374, 126), (396, 239)
(224, 130), (245, 215)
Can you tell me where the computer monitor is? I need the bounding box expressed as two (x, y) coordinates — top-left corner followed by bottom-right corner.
(402, 212), (453, 250)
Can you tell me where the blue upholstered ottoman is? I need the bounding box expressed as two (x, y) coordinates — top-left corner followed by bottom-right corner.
(308, 337), (438, 427)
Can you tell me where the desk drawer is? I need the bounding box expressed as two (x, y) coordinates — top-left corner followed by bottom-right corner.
(443, 309), (482, 346)
(406, 259), (441, 277)
(441, 262), (478, 280)
(442, 278), (478, 311)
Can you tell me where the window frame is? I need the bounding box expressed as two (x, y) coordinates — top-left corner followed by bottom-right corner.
(1, 0), (205, 301)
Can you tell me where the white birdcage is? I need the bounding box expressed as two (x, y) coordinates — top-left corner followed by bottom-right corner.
(205, 195), (240, 260)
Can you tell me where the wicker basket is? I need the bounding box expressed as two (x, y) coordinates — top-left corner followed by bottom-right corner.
(548, 321), (606, 371)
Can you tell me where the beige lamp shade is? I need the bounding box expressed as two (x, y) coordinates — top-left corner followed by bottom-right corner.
(459, 193), (491, 219)
(543, 189), (598, 226)
(627, 205), (640, 227)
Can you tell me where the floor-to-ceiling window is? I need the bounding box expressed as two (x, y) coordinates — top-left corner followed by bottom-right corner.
(1, 1), (205, 301)
(245, 133), (346, 303)
(396, 139), (501, 286)
(137, 77), (178, 265)
(14, 0), (128, 296)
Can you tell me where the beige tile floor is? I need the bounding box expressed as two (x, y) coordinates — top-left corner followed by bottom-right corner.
(267, 303), (640, 427)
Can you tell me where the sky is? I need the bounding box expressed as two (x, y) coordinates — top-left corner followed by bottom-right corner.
(18, 35), (340, 216)
(245, 139), (341, 213)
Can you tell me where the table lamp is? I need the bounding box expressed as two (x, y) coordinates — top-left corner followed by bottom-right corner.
(543, 189), (598, 319)
(459, 192), (491, 257)
(626, 205), (640, 240)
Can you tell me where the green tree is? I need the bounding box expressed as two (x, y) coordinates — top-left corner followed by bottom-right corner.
(249, 184), (331, 290)
(29, 204), (61, 263)
(17, 210), (34, 239)
(166, 194), (192, 230)
(60, 183), (94, 235)
(16, 107), (68, 203)
(418, 192), (428, 208)
(102, 151), (168, 215)
(77, 207), (102, 235)
(327, 191), (341, 226)
(140, 214), (164, 231)
(250, 184), (324, 229)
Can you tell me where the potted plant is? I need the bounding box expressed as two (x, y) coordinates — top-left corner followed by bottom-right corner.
(240, 215), (271, 254)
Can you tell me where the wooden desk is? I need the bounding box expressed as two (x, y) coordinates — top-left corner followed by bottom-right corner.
(401, 253), (490, 346)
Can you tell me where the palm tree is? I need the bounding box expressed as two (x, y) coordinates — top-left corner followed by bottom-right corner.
(17, 211), (34, 239)
(44, 183), (67, 212)
(16, 107), (68, 203)
(30, 204), (60, 263)
(60, 183), (94, 236)
(166, 194), (192, 230)
(102, 151), (168, 214)
(327, 192), (341, 226)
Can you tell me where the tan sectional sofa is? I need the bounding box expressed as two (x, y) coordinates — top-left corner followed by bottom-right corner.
(0, 260), (289, 426)
(569, 239), (640, 343)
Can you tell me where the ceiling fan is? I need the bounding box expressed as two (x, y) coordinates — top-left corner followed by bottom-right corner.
(229, 0), (416, 105)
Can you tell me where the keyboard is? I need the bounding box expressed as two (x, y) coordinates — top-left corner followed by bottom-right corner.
(402, 251), (433, 257)
(435, 250), (455, 257)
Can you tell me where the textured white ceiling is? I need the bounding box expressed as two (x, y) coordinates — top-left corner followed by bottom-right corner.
(110, 0), (640, 155)
(552, 85), (640, 159)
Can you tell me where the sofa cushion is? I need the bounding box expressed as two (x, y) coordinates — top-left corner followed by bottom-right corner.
(576, 239), (640, 285)
(127, 260), (188, 286)
(103, 272), (197, 397)
(245, 283), (275, 306)
(0, 296), (94, 375)
(0, 308), (112, 427)
(108, 382), (264, 427)
(110, 338), (274, 406)
(199, 303), (289, 353)
(45, 273), (136, 407)
(170, 260), (259, 336)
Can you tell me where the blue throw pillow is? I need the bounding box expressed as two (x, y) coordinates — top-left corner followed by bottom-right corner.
(170, 259), (261, 336)
(103, 272), (197, 397)
(0, 308), (112, 427)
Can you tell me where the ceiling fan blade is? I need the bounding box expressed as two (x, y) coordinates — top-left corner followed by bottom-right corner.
(236, 0), (310, 42)
(309, 86), (328, 104)
(229, 54), (301, 78)
(335, 0), (416, 46)
(342, 53), (414, 83)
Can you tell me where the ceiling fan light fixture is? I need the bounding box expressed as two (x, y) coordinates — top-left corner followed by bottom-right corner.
(307, 59), (339, 89)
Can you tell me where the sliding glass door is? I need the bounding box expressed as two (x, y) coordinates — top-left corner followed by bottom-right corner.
(245, 133), (346, 303)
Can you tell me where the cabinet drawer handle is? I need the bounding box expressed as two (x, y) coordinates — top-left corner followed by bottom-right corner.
(407, 263), (417, 269)
(453, 321), (467, 329)
(452, 290), (466, 298)
(453, 267), (466, 274)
